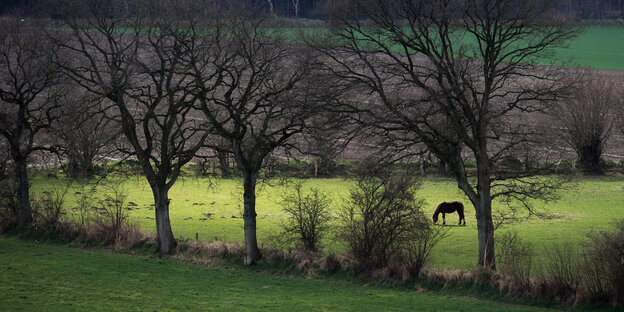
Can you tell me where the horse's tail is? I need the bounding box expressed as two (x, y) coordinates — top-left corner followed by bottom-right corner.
(458, 202), (466, 224)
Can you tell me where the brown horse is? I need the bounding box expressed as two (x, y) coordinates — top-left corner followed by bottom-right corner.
(433, 201), (466, 225)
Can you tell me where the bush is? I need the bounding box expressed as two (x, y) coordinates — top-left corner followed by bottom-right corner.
(495, 231), (535, 290)
(277, 180), (332, 252)
(540, 243), (581, 302)
(31, 184), (71, 229)
(0, 173), (18, 232)
(72, 183), (97, 227)
(335, 162), (440, 275)
(91, 184), (130, 243)
(581, 220), (624, 306)
(401, 212), (447, 277)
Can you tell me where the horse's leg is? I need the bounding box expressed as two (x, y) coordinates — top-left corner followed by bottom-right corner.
(442, 213), (446, 225)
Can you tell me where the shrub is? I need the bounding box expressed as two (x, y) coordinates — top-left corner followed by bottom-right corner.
(73, 183), (97, 227)
(278, 180), (332, 252)
(581, 220), (624, 306)
(533, 243), (582, 303)
(31, 184), (71, 229)
(319, 253), (341, 273)
(0, 172), (18, 232)
(91, 184), (130, 243)
(335, 162), (438, 274)
(401, 212), (447, 277)
(495, 231), (535, 290)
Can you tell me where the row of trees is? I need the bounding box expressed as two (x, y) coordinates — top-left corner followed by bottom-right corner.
(558, 0), (624, 19)
(1, 0), (623, 268)
(4, 0), (624, 19)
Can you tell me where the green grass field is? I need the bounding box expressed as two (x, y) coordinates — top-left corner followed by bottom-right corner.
(0, 238), (567, 311)
(287, 26), (624, 71)
(556, 27), (624, 70)
(29, 175), (624, 270)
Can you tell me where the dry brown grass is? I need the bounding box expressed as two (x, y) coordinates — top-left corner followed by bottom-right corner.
(318, 253), (340, 273)
(174, 240), (245, 266)
(419, 267), (473, 288)
(114, 225), (152, 250)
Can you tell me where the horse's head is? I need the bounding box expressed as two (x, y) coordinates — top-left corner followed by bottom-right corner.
(432, 212), (438, 224)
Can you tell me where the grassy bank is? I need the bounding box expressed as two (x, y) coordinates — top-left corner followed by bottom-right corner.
(0, 237), (555, 311)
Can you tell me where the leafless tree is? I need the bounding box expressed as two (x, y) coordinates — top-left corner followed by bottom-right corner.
(292, 0), (301, 17)
(317, 0), (578, 268)
(54, 94), (119, 179)
(50, 0), (208, 255)
(267, 0), (275, 15)
(552, 74), (621, 173)
(278, 180), (332, 252)
(616, 86), (624, 137)
(0, 16), (65, 226)
(300, 112), (352, 177)
(187, 3), (321, 264)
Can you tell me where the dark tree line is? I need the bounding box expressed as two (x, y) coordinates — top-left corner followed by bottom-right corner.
(4, 0), (620, 271)
(558, 0), (624, 19)
(4, 0), (624, 19)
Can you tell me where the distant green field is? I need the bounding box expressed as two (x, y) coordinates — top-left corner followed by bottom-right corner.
(30, 175), (624, 270)
(0, 238), (558, 311)
(287, 26), (624, 71)
(556, 27), (624, 70)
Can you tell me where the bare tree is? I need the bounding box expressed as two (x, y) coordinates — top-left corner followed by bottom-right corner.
(615, 84), (624, 143)
(267, 0), (274, 15)
(0, 16), (65, 226)
(301, 113), (352, 177)
(54, 94), (119, 179)
(278, 180), (332, 252)
(317, 0), (578, 268)
(51, 0), (207, 255)
(552, 74), (620, 173)
(292, 0), (301, 17)
(187, 3), (320, 264)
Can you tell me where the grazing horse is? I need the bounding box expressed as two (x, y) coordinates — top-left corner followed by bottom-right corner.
(433, 201), (466, 225)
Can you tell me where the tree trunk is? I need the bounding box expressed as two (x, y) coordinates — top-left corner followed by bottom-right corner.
(439, 159), (449, 176)
(69, 154), (95, 179)
(475, 194), (495, 268)
(292, 0), (299, 17)
(218, 151), (231, 179)
(419, 153), (426, 176)
(79, 153), (95, 179)
(14, 157), (32, 227)
(475, 150), (495, 269)
(577, 137), (603, 173)
(151, 184), (176, 256)
(243, 169), (260, 265)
